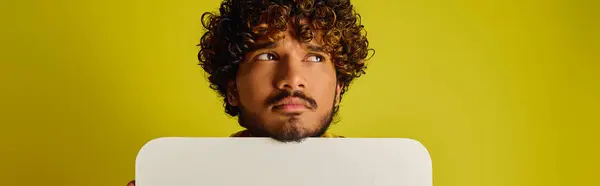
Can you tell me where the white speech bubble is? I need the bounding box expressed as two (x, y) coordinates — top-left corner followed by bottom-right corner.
(136, 138), (432, 186)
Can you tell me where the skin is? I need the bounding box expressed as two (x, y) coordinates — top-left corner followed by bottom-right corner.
(229, 23), (342, 142)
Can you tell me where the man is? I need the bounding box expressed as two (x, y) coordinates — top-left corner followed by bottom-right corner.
(128, 0), (371, 184)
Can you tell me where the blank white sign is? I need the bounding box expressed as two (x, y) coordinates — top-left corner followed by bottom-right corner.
(136, 137), (432, 186)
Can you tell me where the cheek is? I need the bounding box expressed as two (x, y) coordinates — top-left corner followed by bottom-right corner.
(309, 68), (338, 108)
(236, 65), (274, 109)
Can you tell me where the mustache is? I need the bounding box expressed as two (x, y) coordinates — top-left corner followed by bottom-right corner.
(266, 90), (318, 109)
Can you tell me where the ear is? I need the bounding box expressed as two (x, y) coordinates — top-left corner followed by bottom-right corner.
(227, 81), (240, 107)
(334, 82), (343, 107)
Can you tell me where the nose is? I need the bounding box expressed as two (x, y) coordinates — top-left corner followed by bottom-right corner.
(274, 55), (307, 91)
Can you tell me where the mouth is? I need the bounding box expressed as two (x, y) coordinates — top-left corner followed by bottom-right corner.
(272, 97), (311, 113)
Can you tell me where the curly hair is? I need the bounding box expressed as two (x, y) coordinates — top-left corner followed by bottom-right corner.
(198, 0), (373, 116)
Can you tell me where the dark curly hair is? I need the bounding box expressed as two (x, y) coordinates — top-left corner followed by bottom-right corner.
(198, 0), (373, 116)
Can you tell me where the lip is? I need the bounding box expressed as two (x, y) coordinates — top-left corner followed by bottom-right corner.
(272, 97), (310, 113)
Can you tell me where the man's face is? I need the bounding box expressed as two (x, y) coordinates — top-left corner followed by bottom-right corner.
(228, 24), (342, 142)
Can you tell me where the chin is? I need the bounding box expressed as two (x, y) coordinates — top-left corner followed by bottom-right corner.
(271, 125), (322, 143)
(238, 109), (332, 142)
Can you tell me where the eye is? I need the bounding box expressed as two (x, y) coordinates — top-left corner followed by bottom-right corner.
(305, 54), (324, 63)
(256, 53), (277, 61)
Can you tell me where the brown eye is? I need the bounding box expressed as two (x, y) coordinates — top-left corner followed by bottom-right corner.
(256, 53), (277, 61)
(305, 54), (324, 63)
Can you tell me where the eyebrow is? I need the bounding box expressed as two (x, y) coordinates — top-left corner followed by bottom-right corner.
(305, 44), (324, 53)
(249, 42), (277, 51)
(249, 42), (325, 53)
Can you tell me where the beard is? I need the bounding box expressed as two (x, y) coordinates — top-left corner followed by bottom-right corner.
(237, 91), (338, 143)
(238, 106), (336, 143)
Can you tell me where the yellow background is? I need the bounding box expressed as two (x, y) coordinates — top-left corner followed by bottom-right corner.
(1, 0), (598, 185)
